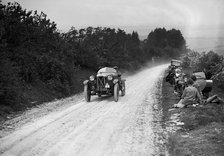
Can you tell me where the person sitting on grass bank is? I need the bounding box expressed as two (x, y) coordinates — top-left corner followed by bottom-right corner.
(174, 78), (202, 108)
(191, 75), (202, 96)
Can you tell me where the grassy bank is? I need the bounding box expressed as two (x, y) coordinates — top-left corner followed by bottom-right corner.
(162, 70), (224, 156)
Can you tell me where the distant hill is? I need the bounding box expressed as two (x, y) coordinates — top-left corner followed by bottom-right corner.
(139, 36), (224, 54)
(119, 26), (224, 54)
(186, 37), (224, 54)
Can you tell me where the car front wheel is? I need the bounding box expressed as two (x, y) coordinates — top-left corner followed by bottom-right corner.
(121, 82), (125, 96)
(114, 83), (119, 102)
(84, 85), (91, 102)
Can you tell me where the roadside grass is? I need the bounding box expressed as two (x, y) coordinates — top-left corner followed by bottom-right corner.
(181, 104), (224, 131)
(162, 69), (224, 156)
(168, 123), (224, 156)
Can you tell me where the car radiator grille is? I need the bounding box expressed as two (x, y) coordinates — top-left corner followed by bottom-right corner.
(97, 77), (106, 90)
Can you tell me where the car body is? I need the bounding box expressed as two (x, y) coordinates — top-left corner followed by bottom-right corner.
(83, 67), (126, 102)
(193, 71), (213, 98)
(166, 59), (183, 85)
(169, 59), (183, 69)
(166, 60), (183, 85)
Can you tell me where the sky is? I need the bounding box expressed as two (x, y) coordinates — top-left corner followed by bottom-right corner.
(2, 0), (224, 53)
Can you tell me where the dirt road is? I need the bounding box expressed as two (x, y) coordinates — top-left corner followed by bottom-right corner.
(0, 64), (168, 156)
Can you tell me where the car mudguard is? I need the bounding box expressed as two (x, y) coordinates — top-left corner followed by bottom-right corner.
(113, 79), (119, 84)
(83, 80), (89, 85)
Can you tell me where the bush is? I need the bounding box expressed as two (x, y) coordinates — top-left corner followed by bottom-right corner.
(213, 72), (224, 90)
(196, 51), (223, 76)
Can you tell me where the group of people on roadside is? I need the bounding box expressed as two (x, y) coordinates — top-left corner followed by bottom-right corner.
(173, 69), (205, 108)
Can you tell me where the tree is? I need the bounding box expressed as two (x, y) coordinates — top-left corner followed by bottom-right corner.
(143, 28), (186, 58)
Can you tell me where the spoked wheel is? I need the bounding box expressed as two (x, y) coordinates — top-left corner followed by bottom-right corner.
(121, 81), (126, 96)
(114, 83), (119, 102)
(84, 85), (91, 102)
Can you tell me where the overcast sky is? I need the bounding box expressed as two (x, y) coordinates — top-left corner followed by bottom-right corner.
(2, 0), (224, 52)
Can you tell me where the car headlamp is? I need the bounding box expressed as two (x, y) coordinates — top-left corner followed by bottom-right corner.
(107, 75), (113, 81)
(89, 75), (95, 81)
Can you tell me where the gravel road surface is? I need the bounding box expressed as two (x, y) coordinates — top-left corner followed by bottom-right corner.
(0, 64), (167, 156)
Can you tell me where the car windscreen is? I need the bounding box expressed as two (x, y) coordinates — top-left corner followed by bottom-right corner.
(171, 60), (182, 66)
(97, 67), (117, 76)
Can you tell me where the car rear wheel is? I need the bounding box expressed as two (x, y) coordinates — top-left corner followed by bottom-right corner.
(84, 85), (91, 102)
(114, 83), (119, 102)
(121, 81), (125, 96)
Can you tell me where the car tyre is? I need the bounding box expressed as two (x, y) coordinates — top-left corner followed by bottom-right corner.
(121, 82), (125, 96)
(84, 85), (91, 102)
(114, 83), (119, 102)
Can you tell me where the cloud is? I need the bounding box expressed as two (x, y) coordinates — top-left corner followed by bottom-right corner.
(6, 0), (224, 37)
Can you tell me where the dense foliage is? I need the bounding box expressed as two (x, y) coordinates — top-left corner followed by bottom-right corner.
(0, 2), (74, 107)
(182, 51), (223, 75)
(0, 1), (186, 109)
(197, 51), (224, 76)
(181, 50), (224, 90)
(143, 28), (186, 58)
(63, 27), (144, 70)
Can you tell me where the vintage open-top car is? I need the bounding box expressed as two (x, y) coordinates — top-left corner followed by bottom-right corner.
(83, 66), (126, 102)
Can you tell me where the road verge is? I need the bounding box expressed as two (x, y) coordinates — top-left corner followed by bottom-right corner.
(161, 70), (224, 156)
